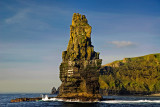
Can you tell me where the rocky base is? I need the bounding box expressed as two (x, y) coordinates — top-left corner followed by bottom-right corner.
(149, 93), (160, 96)
(11, 97), (41, 102)
(57, 93), (102, 102)
(10, 96), (115, 103)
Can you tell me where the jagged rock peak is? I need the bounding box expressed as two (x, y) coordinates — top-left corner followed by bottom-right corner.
(62, 13), (100, 61)
(72, 13), (88, 26)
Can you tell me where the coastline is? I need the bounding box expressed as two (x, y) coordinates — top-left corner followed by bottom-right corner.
(10, 93), (160, 103)
(2, 93), (160, 107)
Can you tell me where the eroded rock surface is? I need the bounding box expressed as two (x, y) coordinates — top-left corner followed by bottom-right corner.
(57, 13), (102, 101)
(11, 98), (41, 102)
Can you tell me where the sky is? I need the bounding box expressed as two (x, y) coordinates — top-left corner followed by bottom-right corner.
(0, 0), (160, 93)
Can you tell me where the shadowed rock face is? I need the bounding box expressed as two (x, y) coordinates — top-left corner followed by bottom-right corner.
(57, 13), (102, 101)
(51, 87), (57, 94)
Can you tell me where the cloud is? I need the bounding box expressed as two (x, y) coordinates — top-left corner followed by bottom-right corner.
(5, 9), (30, 24)
(109, 41), (136, 48)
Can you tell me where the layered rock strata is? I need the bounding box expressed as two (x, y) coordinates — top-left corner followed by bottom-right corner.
(57, 13), (102, 101)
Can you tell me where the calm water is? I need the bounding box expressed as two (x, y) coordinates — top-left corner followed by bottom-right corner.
(0, 93), (160, 107)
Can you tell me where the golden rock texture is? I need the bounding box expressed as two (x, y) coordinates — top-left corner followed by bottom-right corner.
(57, 13), (102, 101)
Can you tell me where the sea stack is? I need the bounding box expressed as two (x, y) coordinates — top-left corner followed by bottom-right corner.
(57, 13), (102, 101)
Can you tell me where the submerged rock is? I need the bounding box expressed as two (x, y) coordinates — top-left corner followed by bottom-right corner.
(57, 13), (102, 101)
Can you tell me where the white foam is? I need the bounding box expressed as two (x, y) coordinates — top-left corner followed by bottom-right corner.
(42, 97), (95, 103)
(100, 100), (160, 104)
(41, 95), (160, 104)
(41, 95), (63, 102)
(63, 99), (97, 103)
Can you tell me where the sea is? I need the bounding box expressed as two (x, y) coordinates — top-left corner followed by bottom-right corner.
(0, 93), (160, 107)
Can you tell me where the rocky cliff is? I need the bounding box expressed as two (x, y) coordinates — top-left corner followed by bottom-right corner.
(99, 53), (160, 95)
(57, 13), (102, 101)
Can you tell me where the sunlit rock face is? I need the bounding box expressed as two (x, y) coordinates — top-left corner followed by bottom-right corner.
(57, 13), (102, 101)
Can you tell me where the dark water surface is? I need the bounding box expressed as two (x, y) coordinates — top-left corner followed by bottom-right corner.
(0, 93), (160, 107)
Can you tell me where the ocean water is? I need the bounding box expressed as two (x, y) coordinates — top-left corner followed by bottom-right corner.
(0, 93), (160, 107)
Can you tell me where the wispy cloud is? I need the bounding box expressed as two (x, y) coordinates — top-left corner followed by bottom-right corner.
(109, 41), (136, 48)
(5, 9), (31, 24)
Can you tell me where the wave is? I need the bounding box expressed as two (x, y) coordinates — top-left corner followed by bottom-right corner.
(100, 100), (160, 104)
(41, 95), (160, 104)
(42, 97), (63, 102)
(41, 95), (63, 102)
(41, 95), (97, 103)
(42, 97), (94, 103)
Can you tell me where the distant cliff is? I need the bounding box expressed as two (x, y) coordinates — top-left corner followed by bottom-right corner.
(99, 53), (160, 95)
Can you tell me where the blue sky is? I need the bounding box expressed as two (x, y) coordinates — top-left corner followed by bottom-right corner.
(0, 0), (160, 93)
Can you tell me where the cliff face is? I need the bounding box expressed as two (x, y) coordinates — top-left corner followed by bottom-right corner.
(99, 53), (160, 95)
(57, 13), (102, 101)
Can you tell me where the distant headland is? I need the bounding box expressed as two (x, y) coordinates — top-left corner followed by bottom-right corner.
(99, 53), (160, 96)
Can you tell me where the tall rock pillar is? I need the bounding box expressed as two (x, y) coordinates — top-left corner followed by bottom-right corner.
(57, 13), (102, 101)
